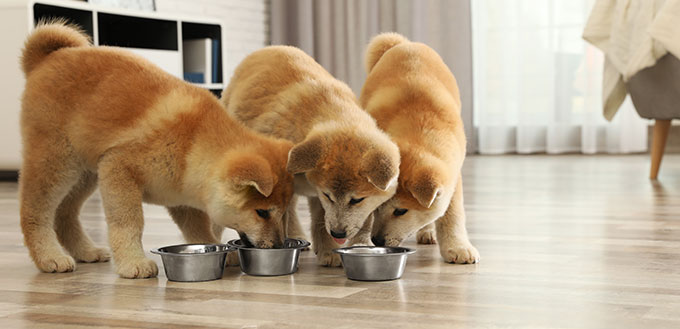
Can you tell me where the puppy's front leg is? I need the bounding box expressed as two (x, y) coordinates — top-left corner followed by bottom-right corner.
(98, 160), (158, 279)
(167, 206), (219, 244)
(212, 223), (225, 242)
(205, 221), (237, 265)
(348, 213), (373, 246)
(436, 177), (480, 264)
(308, 197), (342, 267)
(416, 222), (437, 245)
(286, 195), (308, 242)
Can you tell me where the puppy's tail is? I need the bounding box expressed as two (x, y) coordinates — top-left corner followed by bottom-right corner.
(364, 32), (409, 73)
(21, 19), (90, 75)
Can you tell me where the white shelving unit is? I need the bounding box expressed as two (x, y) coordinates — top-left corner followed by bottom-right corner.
(0, 0), (226, 171)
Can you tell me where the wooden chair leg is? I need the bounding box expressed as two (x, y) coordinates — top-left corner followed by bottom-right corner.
(650, 119), (671, 180)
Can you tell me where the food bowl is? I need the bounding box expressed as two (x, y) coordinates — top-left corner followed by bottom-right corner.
(333, 246), (415, 281)
(151, 244), (232, 282)
(227, 238), (310, 276)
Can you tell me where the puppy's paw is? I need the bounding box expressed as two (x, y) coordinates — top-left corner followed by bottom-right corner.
(73, 246), (111, 263)
(226, 251), (240, 266)
(117, 258), (158, 279)
(442, 243), (480, 264)
(36, 253), (76, 273)
(317, 251), (342, 267)
(416, 230), (437, 245)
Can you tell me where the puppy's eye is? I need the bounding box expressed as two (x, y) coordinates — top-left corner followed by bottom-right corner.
(255, 209), (270, 220)
(349, 197), (365, 205)
(393, 208), (408, 217)
(323, 192), (334, 203)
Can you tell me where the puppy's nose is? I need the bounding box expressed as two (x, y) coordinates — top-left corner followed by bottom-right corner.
(371, 235), (385, 247)
(330, 230), (347, 239)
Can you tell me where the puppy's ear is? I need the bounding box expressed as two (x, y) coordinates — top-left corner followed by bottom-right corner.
(361, 149), (400, 191)
(287, 136), (323, 174)
(407, 167), (442, 208)
(227, 154), (275, 197)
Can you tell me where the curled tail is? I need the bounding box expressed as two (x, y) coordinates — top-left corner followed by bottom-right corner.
(364, 32), (409, 73)
(21, 20), (90, 75)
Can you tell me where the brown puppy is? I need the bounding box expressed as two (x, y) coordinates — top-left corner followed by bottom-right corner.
(360, 33), (479, 264)
(19, 23), (294, 278)
(221, 46), (400, 266)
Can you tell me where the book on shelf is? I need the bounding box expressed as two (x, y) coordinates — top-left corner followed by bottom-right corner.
(212, 39), (219, 83)
(183, 38), (220, 85)
(183, 72), (204, 83)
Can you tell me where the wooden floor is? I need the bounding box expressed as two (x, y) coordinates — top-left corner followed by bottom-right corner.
(1, 154), (679, 329)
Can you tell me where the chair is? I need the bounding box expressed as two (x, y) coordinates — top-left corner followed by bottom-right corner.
(626, 54), (680, 179)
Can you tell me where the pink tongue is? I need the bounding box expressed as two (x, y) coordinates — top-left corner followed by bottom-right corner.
(333, 238), (347, 245)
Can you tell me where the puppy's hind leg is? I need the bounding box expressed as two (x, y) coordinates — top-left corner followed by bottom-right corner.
(436, 177), (480, 264)
(20, 143), (80, 273)
(308, 197), (342, 267)
(54, 171), (111, 263)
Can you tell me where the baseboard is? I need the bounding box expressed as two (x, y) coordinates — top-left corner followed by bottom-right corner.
(0, 171), (18, 181)
(648, 124), (680, 153)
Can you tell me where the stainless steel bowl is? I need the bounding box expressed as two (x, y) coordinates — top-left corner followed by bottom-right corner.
(151, 244), (232, 282)
(227, 238), (310, 276)
(333, 246), (415, 281)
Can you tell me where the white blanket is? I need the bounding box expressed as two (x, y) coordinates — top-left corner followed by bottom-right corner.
(583, 0), (680, 121)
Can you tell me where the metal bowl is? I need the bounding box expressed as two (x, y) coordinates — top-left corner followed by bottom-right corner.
(151, 244), (232, 282)
(333, 246), (415, 281)
(227, 238), (310, 276)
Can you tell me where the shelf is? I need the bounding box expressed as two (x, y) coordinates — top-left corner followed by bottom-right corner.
(192, 83), (224, 90)
(182, 22), (223, 84)
(32, 1), (225, 86)
(98, 13), (178, 50)
(0, 0), (228, 170)
(33, 3), (94, 38)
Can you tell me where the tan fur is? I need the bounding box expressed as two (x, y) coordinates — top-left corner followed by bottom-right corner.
(21, 19), (90, 74)
(19, 23), (294, 278)
(364, 32), (408, 74)
(360, 33), (480, 264)
(222, 46), (400, 266)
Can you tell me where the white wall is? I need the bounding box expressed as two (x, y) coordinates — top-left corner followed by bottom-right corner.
(155, 0), (270, 79)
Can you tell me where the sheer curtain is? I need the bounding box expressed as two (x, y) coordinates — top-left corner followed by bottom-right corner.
(270, 0), (477, 151)
(472, 0), (649, 154)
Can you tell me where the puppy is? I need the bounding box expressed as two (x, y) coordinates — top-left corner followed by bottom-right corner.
(19, 23), (294, 278)
(360, 33), (479, 264)
(221, 46), (400, 266)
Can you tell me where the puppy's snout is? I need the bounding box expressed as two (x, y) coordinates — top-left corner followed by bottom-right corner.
(371, 235), (385, 247)
(272, 240), (284, 249)
(263, 231), (285, 249)
(330, 230), (347, 239)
